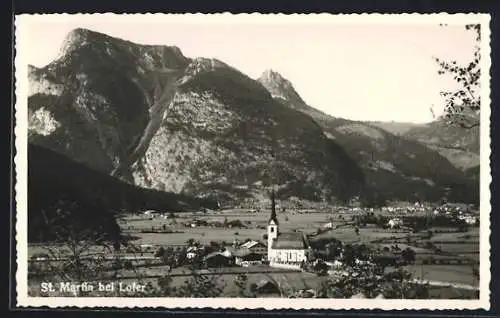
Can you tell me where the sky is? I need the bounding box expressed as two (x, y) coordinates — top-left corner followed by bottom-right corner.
(19, 14), (482, 123)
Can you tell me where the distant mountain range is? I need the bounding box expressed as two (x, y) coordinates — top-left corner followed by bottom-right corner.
(27, 28), (479, 211)
(258, 70), (478, 203)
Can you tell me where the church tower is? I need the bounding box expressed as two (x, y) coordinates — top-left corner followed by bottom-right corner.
(267, 189), (279, 261)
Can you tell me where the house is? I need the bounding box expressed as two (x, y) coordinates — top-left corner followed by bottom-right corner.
(326, 260), (344, 268)
(266, 191), (310, 269)
(220, 249), (233, 258)
(186, 251), (197, 259)
(186, 246), (198, 259)
(143, 210), (160, 217)
(323, 222), (334, 229)
(239, 240), (267, 255)
(234, 250), (264, 267)
(464, 216), (477, 225)
(203, 252), (234, 268)
(387, 218), (403, 229)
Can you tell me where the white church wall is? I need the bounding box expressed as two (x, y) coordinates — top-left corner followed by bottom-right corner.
(270, 248), (306, 265)
(269, 261), (302, 270)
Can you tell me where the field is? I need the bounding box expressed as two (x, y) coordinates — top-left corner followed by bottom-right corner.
(403, 265), (479, 287)
(118, 209), (353, 246)
(27, 205), (481, 298)
(116, 207), (480, 289)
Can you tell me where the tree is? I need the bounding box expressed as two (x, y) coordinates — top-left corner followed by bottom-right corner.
(314, 267), (429, 299)
(342, 244), (356, 267)
(313, 260), (329, 276)
(28, 198), (147, 296)
(174, 271), (225, 297)
(401, 247), (416, 264)
(434, 24), (481, 128)
(234, 273), (255, 297)
(155, 247), (165, 258)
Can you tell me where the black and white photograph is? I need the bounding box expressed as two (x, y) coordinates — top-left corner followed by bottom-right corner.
(14, 13), (491, 309)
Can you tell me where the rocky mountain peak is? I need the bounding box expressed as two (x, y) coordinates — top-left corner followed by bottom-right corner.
(179, 57), (230, 84)
(59, 28), (100, 56)
(260, 69), (285, 82)
(27, 29), (478, 206)
(258, 69), (305, 105)
(54, 28), (190, 73)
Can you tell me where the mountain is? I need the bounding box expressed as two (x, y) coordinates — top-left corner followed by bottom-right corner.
(28, 143), (219, 242)
(367, 112), (480, 171)
(403, 120), (480, 171)
(258, 69), (332, 121)
(368, 121), (426, 136)
(257, 70), (478, 203)
(28, 28), (364, 204)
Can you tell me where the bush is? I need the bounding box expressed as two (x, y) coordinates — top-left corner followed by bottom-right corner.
(155, 247), (165, 257)
(401, 248), (416, 264)
(123, 260), (134, 270)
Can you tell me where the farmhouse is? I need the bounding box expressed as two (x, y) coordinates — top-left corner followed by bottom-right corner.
(239, 240), (267, 255)
(234, 250), (264, 267)
(143, 210), (160, 216)
(203, 251), (234, 268)
(387, 218), (403, 229)
(266, 191), (311, 269)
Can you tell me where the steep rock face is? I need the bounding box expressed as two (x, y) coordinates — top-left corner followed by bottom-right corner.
(258, 70), (305, 107)
(258, 70), (477, 203)
(28, 28), (190, 175)
(28, 29), (364, 203)
(132, 61), (364, 202)
(258, 69), (330, 121)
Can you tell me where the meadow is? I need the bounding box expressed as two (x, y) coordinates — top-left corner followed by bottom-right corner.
(27, 205), (481, 298)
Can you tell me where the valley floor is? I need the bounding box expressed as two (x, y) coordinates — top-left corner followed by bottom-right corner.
(27, 204), (480, 299)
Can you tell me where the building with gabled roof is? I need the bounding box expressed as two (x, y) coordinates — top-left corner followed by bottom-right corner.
(266, 190), (310, 269)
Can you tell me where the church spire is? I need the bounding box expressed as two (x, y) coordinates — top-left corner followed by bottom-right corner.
(269, 189), (279, 225)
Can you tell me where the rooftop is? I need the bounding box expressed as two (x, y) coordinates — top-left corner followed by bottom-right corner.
(240, 240), (266, 249)
(271, 231), (309, 250)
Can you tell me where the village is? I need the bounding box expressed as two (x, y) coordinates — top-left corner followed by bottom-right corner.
(29, 190), (480, 298)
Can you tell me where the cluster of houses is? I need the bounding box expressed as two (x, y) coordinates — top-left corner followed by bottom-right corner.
(380, 202), (430, 214)
(147, 193), (315, 271)
(183, 219), (248, 229)
(432, 204), (478, 225)
(175, 239), (268, 268)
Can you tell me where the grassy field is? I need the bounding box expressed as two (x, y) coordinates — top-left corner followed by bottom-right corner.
(131, 228), (264, 246)
(403, 265), (479, 287)
(28, 205), (481, 299)
(120, 209), (354, 246)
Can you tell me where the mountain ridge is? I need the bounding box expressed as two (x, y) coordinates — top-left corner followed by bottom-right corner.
(28, 28), (478, 206)
(28, 142), (219, 242)
(28, 28), (365, 205)
(256, 69), (478, 203)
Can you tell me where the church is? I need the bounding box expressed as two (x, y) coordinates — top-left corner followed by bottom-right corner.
(266, 191), (311, 269)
